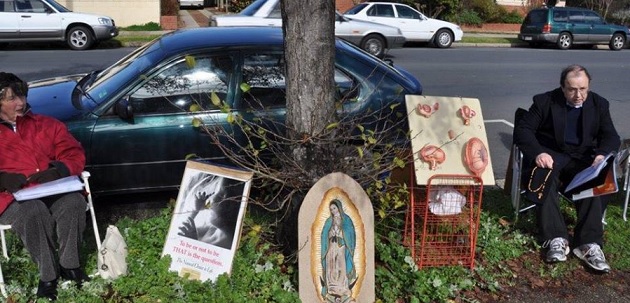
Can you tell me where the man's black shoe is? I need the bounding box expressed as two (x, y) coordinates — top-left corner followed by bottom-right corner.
(60, 267), (91, 288)
(36, 278), (58, 301)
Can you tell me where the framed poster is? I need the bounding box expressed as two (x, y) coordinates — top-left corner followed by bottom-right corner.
(162, 161), (253, 282)
(405, 95), (495, 185)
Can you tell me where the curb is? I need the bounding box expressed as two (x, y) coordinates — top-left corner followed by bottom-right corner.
(455, 42), (525, 48)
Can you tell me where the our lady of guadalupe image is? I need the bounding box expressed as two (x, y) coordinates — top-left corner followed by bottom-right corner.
(311, 188), (366, 303)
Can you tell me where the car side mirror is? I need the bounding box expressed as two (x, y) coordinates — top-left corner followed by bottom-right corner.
(115, 97), (134, 121)
(336, 13), (347, 22)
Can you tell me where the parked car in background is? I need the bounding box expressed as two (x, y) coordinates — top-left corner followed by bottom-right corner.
(179, 0), (203, 8)
(0, 0), (118, 50)
(209, 0), (406, 58)
(518, 6), (629, 50)
(344, 2), (463, 48)
(25, 27), (422, 195)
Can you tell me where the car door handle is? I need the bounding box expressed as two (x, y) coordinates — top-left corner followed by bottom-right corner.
(21, 15), (32, 18)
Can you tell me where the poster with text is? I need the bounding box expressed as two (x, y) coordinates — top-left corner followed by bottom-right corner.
(405, 95), (495, 185)
(162, 161), (253, 282)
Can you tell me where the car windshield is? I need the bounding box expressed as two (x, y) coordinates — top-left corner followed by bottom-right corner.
(344, 3), (368, 15)
(43, 0), (70, 12)
(79, 38), (163, 111)
(240, 0), (267, 15)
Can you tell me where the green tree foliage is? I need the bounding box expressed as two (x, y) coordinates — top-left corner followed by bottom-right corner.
(566, 0), (630, 24)
(458, 0), (522, 23)
(228, 0), (253, 13)
(408, 0), (462, 20)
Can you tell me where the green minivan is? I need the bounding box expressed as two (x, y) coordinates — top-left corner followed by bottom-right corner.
(518, 6), (629, 50)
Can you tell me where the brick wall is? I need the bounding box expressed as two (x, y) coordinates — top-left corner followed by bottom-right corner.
(336, 0), (357, 13)
(461, 23), (521, 33)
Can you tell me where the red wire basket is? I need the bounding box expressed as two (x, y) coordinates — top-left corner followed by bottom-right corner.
(404, 174), (483, 269)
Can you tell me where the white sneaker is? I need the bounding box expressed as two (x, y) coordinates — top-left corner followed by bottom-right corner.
(573, 243), (611, 273)
(542, 237), (569, 263)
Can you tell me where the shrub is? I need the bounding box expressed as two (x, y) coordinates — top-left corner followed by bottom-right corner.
(120, 22), (162, 31)
(466, 0), (500, 22)
(456, 9), (483, 26)
(229, 0), (253, 13)
(499, 10), (524, 24)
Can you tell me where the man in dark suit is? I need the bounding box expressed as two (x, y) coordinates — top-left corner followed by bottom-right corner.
(514, 64), (620, 273)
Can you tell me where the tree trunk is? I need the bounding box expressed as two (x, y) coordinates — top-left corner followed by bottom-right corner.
(281, 0), (337, 183)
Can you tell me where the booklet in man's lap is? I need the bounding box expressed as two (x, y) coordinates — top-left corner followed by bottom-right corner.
(13, 176), (84, 201)
(565, 152), (618, 200)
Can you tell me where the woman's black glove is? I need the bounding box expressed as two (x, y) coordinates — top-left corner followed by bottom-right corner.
(28, 168), (61, 184)
(0, 173), (27, 193)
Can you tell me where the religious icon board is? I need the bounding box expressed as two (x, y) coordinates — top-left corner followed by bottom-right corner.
(162, 161), (253, 282)
(298, 172), (375, 303)
(405, 95), (495, 185)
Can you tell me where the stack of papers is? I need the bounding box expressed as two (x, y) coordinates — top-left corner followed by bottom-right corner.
(565, 153), (618, 200)
(13, 176), (84, 201)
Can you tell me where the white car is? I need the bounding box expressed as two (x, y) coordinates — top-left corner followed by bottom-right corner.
(0, 0), (117, 50)
(209, 0), (406, 58)
(179, 0), (203, 8)
(344, 2), (463, 48)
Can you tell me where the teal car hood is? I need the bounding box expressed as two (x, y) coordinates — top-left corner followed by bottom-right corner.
(27, 74), (87, 121)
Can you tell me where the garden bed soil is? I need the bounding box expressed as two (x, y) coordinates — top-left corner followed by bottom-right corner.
(458, 251), (630, 302)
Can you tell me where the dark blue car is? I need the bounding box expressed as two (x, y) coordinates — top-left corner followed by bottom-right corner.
(26, 27), (422, 194)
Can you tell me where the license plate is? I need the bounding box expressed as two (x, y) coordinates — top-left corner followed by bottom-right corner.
(523, 36), (532, 41)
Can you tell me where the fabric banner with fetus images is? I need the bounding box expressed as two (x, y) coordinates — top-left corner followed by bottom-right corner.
(405, 95), (495, 185)
(162, 161), (253, 282)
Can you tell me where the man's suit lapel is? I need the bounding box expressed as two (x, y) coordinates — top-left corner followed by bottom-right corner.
(551, 96), (566, 149)
(581, 94), (596, 147)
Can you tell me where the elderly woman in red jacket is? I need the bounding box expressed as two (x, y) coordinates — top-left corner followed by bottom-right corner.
(0, 72), (89, 301)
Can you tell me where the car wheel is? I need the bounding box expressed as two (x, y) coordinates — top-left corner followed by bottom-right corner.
(556, 32), (572, 50)
(361, 34), (385, 58)
(434, 29), (453, 48)
(67, 26), (94, 50)
(609, 33), (625, 51)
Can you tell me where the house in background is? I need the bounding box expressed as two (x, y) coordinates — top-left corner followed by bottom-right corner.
(496, 0), (566, 14)
(55, 0), (160, 27)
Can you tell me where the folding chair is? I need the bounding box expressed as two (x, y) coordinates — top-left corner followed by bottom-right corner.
(509, 143), (536, 220)
(0, 171), (101, 297)
(509, 109), (630, 224)
(617, 141), (630, 221)
(508, 108), (535, 221)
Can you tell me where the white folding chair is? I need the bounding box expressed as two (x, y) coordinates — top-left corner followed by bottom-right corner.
(509, 108), (537, 222)
(510, 143), (536, 220)
(617, 143), (630, 221)
(0, 171), (101, 297)
(509, 108), (618, 225)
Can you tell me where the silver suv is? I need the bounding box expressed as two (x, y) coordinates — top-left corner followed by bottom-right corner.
(0, 0), (118, 50)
